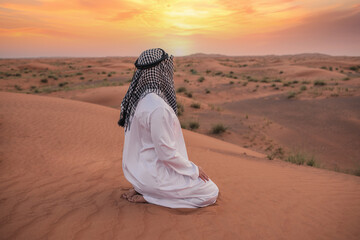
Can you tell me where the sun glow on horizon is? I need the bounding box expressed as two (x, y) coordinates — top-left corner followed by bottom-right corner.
(0, 0), (359, 57)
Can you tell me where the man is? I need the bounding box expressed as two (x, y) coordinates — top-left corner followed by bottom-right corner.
(118, 48), (219, 208)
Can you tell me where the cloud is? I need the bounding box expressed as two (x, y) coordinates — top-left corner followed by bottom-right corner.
(0, 27), (82, 38)
(195, 6), (360, 55)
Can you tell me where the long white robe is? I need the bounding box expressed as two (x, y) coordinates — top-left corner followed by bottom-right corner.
(122, 93), (219, 208)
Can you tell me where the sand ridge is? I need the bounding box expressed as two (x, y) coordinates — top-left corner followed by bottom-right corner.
(1, 91), (360, 240)
(2, 55), (360, 172)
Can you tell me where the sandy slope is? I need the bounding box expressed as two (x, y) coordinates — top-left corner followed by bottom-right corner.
(0, 92), (359, 240)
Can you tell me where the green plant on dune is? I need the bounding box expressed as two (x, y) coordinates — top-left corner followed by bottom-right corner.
(314, 80), (326, 86)
(266, 147), (284, 160)
(176, 87), (187, 93)
(211, 123), (227, 134)
(177, 102), (184, 116)
(189, 121), (199, 130)
(285, 151), (318, 167)
(190, 69), (197, 74)
(190, 102), (201, 109)
(300, 86), (307, 91)
(287, 91), (296, 99)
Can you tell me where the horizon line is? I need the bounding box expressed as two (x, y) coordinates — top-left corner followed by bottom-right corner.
(1, 52), (360, 59)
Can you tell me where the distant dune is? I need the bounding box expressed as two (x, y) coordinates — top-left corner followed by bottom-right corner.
(1, 91), (359, 239)
(2, 54), (359, 174)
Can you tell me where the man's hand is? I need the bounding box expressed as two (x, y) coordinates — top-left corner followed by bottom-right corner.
(198, 166), (210, 182)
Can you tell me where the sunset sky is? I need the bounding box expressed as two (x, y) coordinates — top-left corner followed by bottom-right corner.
(0, 0), (359, 57)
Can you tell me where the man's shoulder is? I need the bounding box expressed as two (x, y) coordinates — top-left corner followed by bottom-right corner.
(136, 93), (175, 128)
(138, 92), (169, 113)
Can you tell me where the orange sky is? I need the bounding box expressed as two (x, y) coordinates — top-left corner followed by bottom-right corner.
(0, 0), (359, 57)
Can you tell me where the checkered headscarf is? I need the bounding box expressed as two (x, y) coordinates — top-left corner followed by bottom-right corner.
(118, 48), (177, 132)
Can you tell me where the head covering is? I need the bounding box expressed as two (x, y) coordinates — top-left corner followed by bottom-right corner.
(118, 48), (177, 132)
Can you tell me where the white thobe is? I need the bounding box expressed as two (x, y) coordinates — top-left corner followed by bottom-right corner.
(122, 93), (219, 208)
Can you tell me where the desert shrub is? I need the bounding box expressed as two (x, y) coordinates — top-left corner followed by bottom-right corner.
(314, 80), (326, 86)
(40, 78), (48, 83)
(211, 123), (227, 134)
(292, 80), (298, 84)
(279, 71), (284, 74)
(301, 81), (311, 84)
(349, 66), (359, 71)
(80, 77), (85, 80)
(274, 79), (282, 82)
(320, 66), (327, 70)
(286, 153), (306, 165)
(185, 92), (192, 98)
(177, 102), (184, 116)
(197, 76), (205, 82)
(306, 157), (317, 166)
(342, 77), (350, 81)
(76, 72), (83, 76)
(229, 81), (234, 84)
(190, 69), (197, 74)
(300, 85), (307, 91)
(206, 70), (211, 74)
(287, 91), (296, 99)
(108, 73), (112, 77)
(271, 84), (276, 87)
(283, 81), (292, 87)
(286, 151), (317, 166)
(242, 82), (248, 86)
(176, 87), (187, 93)
(58, 82), (68, 87)
(14, 85), (22, 91)
(15, 73), (21, 77)
(184, 79), (189, 83)
(329, 66), (333, 71)
(189, 121), (199, 130)
(205, 88), (211, 94)
(353, 168), (360, 176)
(190, 103), (200, 109)
(87, 65), (92, 68)
(267, 147), (284, 160)
(214, 71), (223, 76)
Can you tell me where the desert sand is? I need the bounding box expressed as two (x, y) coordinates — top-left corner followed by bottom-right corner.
(2, 54), (359, 173)
(0, 54), (360, 175)
(1, 91), (360, 240)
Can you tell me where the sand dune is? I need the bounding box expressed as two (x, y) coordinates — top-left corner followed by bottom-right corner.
(1, 91), (359, 240)
(2, 55), (360, 174)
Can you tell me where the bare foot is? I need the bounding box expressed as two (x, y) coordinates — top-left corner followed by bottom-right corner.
(121, 188), (136, 200)
(128, 194), (147, 203)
